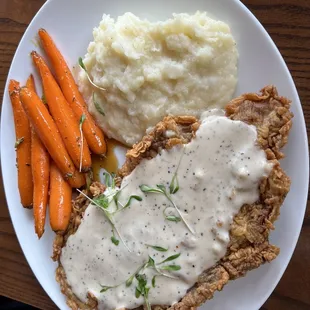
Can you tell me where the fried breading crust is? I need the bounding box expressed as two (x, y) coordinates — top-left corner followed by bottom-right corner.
(54, 85), (293, 310)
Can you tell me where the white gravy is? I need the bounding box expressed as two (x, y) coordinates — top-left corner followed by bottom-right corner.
(61, 114), (272, 309)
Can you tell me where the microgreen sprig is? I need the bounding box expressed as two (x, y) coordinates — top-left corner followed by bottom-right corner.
(140, 182), (194, 234)
(135, 274), (151, 310)
(78, 57), (106, 92)
(116, 195), (142, 212)
(100, 253), (181, 309)
(77, 172), (142, 248)
(76, 189), (131, 252)
(79, 114), (86, 172)
(103, 171), (116, 188)
(93, 92), (105, 116)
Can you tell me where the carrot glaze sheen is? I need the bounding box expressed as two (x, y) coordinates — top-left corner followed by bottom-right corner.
(31, 51), (92, 172)
(8, 80), (33, 208)
(38, 28), (107, 155)
(19, 87), (85, 188)
(49, 161), (72, 233)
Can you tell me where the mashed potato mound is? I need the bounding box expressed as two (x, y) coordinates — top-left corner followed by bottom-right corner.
(78, 12), (238, 146)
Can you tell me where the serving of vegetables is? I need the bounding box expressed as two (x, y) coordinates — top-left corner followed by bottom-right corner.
(8, 29), (107, 238)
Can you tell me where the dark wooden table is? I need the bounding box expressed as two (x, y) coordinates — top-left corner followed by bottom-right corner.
(0, 1), (309, 309)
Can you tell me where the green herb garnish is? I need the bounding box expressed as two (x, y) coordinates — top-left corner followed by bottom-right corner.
(100, 285), (114, 293)
(158, 253), (181, 264)
(93, 194), (109, 209)
(169, 173), (179, 194)
(101, 253), (181, 308)
(152, 276), (156, 288)
(160, 265), (181, 271)
(126, 274), (135, 287)
(139, 148), (194, 233)
(76, 189), (131, 252)
(15, 137), (24, 149)
(146, 245), (168, 252)
(165, 215), (181, 223)
(139, 184), (164, 194)
(103, 171), (116, 188)
(79, 114), (86, 125)
(122, 195), (142, 209)
(135, 274), (151, 310)
(140, 183), (194, 233)
(78, 57), (106, 91)
(146, 256), (155, 268)
(93, 92), (105, 116)
(111, 235), (120, 246)
(41, 93), (47, 105)
(78, 57), (86, 70)
(78, 114), (86, 172)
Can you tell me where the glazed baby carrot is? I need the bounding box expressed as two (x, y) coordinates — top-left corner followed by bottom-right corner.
(26, 75), (49, 238)
(8, 80), (33, 208)
(38, 28), (107, 155)
(25, 74), (36, 92)
(31, 51), (92, 172)
(19, 87), (85, 188)
(31, 126), (50, 238)
(49, 161), (72, 233)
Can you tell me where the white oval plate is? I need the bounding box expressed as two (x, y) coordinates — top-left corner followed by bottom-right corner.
(1, 0), (309, 309)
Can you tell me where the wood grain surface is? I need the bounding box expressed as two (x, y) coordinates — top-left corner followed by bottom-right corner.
(0, 0), (309, 309)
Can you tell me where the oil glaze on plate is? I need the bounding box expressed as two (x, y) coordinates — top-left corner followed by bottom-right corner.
(1, 0), (308, 309)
